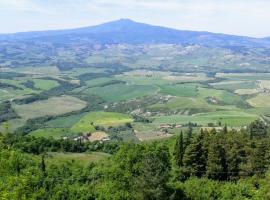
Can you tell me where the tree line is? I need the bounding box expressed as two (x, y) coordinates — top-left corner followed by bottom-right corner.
(0, 119), (270, 199)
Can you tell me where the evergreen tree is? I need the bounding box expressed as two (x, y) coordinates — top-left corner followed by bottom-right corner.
(137, 145), (171, 199)
(249, 120), (267, 139)
(206, 134), (227, 180)
(251, 140), (270, 176)
(186, 123), (193, 146)
(183, 131), (207, 177)
(174, 131), (184, 167)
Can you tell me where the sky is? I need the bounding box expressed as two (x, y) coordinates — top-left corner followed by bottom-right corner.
(0, 0), (269, 38)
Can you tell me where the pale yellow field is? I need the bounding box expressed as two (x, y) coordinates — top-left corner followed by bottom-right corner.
(88, 131), (109, 142)
(234, 89), (258, 95)
(259, 80), (270, 90)
(247, 93), (270, 107)
(163, 73), (212, 82)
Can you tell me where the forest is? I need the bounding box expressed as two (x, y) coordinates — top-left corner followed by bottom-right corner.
(0, 120), (270, 200)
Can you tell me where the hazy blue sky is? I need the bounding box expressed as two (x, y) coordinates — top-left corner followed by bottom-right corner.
(0, 0), (269, 37)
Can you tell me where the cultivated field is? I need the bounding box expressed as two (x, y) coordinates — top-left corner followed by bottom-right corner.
(2, 66), (270, 141)
(71, 111), (133, 133)
(13, 95), (87, 120)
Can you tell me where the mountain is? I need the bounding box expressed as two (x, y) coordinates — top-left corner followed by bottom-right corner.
(0, 19), (270, 47)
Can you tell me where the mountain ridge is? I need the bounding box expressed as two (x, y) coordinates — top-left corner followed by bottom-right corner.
(0, 19), (269, 47)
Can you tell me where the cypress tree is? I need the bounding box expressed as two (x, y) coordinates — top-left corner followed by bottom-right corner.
(186, 123), (193, 146)
(174, 131), (184, 167)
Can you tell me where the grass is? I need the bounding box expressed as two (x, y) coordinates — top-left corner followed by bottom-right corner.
(116, 75), (172, 85)
(29, 128), (74, 139)
(45, 113), (86, 128)
(216, 73), (270, 81)
(46, 152), (110, 166)
(71, 111), (133, 133)
(159, 83), (198, 97)
(84, 77), (114, 87)
(152, 110), (259, 127)
(162, 73), (212, 82)
(235, 89), (258, 95)
(15, 66), (60, 76)
(32, 79), (59, 90)
(13, 95), (87, 120)
(82, 83), (158, 102)
(211, 81), (257, 91)
(198, 87), (244, 105)
(0, 88), (34, 101)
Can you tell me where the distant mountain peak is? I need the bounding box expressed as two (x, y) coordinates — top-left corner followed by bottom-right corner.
(1, 19), (270, 47)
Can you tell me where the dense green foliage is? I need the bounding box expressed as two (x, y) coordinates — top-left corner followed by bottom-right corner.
(1, 120), (270, 199)
(0, 101), (18, 122)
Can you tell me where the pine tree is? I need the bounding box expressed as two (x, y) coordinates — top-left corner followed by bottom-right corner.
(249, 120), (267, 139)
(183, 130), (207, 177)
(174, 131), (184, 167)
(206, 134), (227, 180)
(186, 123), (193, 146)
(250, 140), (270, 176)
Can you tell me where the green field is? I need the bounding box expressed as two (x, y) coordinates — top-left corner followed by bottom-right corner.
(30, 128), (74, 139)
(71, 111), (133, 133)
(152, 110), (259, 127)
(32, 79), (59, 90)
(216, 73), (270, 81)
(198, 87), (244, 105)
(82, 83), (158, 102)
(46, 152), (110, 166)
(13, 95), (87, 120)
(159, 83), (199, 97)
(2, 66), (270, 136)
(45, 113), (86, 128)
(211, 80), (257, 91)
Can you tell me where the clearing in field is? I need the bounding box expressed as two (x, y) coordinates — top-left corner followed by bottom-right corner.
(71, 111), (133, 133)
(88, 131), (109, 142)
(46, 152), (110, 166)
(32, 79), (59, 90)
(136, 131), (173, 141)
(29, 128), (73, 139)
(13, 95), (87, 120)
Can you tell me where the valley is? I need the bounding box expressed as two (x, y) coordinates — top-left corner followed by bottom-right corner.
(1, 18), (270, 199)
(1, 64), (270, 141)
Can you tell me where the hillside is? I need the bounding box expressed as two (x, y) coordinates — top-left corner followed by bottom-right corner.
(0, 19), (270, 73)
(0, 19), (270, 47)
